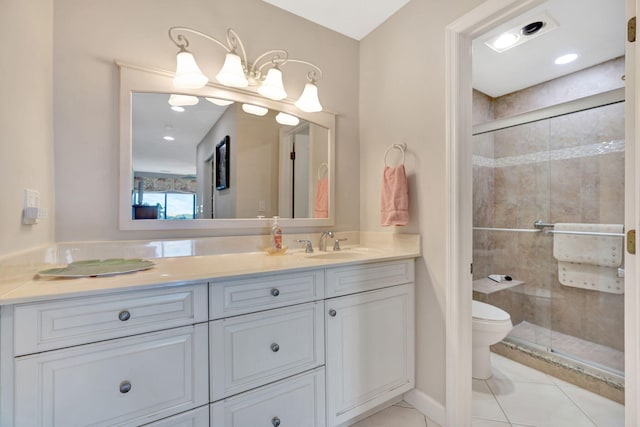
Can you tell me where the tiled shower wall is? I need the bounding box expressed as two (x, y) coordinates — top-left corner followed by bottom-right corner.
(472, 57), (625, 352)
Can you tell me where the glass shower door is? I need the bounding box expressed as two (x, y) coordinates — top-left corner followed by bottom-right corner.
(546, 102), (625, 375)
(472, 118), (553, 352)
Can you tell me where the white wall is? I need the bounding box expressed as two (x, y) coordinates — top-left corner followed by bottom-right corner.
(0, 0), (55, 257)
(53, 0), (360, 241)
(359, 0), (486, 405)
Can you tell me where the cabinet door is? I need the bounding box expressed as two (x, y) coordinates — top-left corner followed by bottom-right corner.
(325, 284), (415, 426)
(14, 325), (208, 427)
(210, 368), (325, 427)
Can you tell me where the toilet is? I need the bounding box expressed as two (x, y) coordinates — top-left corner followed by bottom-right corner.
(472, 300), (513, 379)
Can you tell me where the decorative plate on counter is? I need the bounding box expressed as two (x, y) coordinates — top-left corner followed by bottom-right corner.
(37, 258), (155, 278)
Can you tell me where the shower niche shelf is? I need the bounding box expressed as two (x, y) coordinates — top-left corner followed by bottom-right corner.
(473, 277), (524, 294)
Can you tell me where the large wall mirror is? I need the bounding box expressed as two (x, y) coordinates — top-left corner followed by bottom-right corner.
(118, 62), (335, 231)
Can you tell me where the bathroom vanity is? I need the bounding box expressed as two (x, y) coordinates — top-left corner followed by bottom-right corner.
(0, 238), (418, 426)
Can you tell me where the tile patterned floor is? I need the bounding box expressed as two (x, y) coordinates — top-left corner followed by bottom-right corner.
(351, 353), (624, 427)
(509, 321), (624, 374)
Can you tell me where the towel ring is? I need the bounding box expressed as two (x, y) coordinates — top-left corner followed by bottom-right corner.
(317, 162), (329, 180)
(384, 143), (406, 167)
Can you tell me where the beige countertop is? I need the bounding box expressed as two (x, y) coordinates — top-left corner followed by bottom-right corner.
(0, 233), (420, 305)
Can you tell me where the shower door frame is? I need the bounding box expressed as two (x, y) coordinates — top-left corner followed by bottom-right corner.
(444, 1), (639, 427)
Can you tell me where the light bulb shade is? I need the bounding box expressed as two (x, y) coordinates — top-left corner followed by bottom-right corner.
(205, 97), (234, 106)
(275, 112), (300, 126)
(242, 104), (268, 116)
(216, 53), (248, 87)
(257, 67), (287, 100)
(295, 82), (322, 112)
(168, 94), (199, 107)
(173, 51), (208, 89)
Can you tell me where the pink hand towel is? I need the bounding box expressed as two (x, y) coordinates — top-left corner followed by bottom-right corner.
(380, 165), (409, 226)
(314, 177), (328, 218)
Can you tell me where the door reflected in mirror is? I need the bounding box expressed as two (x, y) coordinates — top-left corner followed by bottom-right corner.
(131, 92), (329, 220)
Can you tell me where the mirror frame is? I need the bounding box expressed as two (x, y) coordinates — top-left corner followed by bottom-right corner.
(117, 61), (335, 231)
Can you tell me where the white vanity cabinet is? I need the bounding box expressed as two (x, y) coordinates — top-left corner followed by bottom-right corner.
(324, 261), (415, 426)
(0, 257), (415, 427)
(3, 283), (209, 427)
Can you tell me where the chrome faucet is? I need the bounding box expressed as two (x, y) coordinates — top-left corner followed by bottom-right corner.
(319, 231), (334, 251)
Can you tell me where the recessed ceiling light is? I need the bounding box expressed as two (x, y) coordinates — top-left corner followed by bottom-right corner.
(163, 136), (175, 141)
(171, 106), (185, 112)
(554, 53), (578, 65)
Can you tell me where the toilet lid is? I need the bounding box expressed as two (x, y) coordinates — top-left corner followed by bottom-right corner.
(472, 300), (510, 321)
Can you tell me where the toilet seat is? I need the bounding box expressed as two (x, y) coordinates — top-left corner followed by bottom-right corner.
(472, 300), (510, 322)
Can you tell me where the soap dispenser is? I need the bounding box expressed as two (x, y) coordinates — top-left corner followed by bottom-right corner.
(271, 216), (283, 249)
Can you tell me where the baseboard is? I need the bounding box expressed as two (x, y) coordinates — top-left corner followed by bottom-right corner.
(403, 388), (446, 426)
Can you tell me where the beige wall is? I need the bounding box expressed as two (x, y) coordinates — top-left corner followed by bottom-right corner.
(236, 109), (280, 218)
(359, 0), (486, 405)
(196, 105), (237, 219)
(0, 0), (55, 257)
(53, 0), (360, 241)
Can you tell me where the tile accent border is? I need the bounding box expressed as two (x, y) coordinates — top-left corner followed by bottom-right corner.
(473, 139), (624, 168)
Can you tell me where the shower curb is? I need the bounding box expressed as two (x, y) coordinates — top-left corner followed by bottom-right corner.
(491, 341), (625, 404)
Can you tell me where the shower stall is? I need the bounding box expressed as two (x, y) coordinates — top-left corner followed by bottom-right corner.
(472, 83), (626, 384)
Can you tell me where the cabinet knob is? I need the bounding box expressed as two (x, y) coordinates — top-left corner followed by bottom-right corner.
(119, 380), (132, 394)
(271, 288), (280, 297)
(118, 310), (131, 322)
(329, 309), (337, 317)
(271, 416), (281, 427)
(271, 343), (280, 352)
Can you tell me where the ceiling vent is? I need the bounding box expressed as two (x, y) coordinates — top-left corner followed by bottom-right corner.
(483, 11), (559, 53)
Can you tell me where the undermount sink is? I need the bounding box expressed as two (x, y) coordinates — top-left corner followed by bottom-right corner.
(306, 251), (368, 260)
(304, 247), (383, 260)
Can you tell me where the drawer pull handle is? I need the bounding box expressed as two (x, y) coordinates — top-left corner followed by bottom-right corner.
(118, 310), (131, 322)
(329, 309), (337, 317)
(271, 343), (280, 352)
(271, 416), (281, 427)
(119, 381), (132, 394)
(271, 288), (280, 297)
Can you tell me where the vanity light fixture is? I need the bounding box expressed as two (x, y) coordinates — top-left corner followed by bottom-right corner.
(168, 94), (199, 107)
(168, 26), (323, 112)
(205, 97), (234, 106)
(242, 104), (268, 116)
(275, 112), (300, 126)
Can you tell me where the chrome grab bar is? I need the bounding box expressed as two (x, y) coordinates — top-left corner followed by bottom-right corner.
(473, 227), (540, 233)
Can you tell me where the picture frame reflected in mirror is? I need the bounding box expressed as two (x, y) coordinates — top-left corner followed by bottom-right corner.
(215, 135), (230, 190)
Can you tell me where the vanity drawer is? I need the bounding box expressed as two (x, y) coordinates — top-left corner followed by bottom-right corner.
(210, 301), (324, 400)
(143, 405), (209, 426)
(14, 283), (208, 355)
(209, 270), (324, 319)
(210, 367), (325, 427)
(325, 259), (415, 298)
(14, 324), (209, 427)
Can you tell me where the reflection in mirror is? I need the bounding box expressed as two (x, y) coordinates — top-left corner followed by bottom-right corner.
(131, 93), (328, 220)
